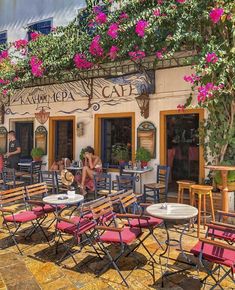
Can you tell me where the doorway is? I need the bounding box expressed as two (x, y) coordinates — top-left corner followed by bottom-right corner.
(49, 116), (75, 167)
(160, 109), (204, 191)
(15, 121), (34, 159)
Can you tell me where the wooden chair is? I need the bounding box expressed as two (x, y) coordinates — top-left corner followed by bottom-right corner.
(40, 171), (57, 194)
(94, 173), (117, 198)
(190, 184), (215, 237)
(2, 168), (25, 189)
(176, 180), (196, 203)
(21, 161), (42, 184)
(112, 165), (134, 189)
(116, 175), (136, 192)
(0, 186), (48, 254)
(143, 165), (170, 203)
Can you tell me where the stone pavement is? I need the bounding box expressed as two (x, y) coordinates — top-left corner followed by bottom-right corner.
(0, 213), (234, 290)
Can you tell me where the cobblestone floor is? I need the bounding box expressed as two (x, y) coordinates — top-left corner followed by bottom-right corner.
(0, 212), (234, 290)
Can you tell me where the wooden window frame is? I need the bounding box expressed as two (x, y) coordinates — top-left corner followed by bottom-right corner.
(94, 112), (135, 171)
(49, 116), (76, 168)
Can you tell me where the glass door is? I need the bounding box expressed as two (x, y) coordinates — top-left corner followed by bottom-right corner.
(15, 121), (33, 159)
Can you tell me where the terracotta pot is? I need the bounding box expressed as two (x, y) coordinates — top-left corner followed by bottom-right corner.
(141, 161), (148, 168)
(33, 157), (42, 161)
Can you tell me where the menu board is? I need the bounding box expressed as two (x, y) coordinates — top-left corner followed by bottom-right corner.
(35, 126), (47, 154)
(137, 122), (156, 158)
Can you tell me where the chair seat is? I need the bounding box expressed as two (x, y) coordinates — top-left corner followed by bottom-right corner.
(128, 216), (163, 228)
(4, 210), (44, 223)
(56, 217), (95, 235)
(191, 241), (235, 272)
(15, 171), (28, 177)
(144, 183), (165, 190)
(6, 181), (24, 186)
(208, 228), (235, 243)
(99, 227), (141, 245)
(98, 189), (118, 196)
(33, 204), (59, 213)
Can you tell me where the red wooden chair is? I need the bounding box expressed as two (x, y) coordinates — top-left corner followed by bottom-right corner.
(117, 190), (164, 258)
(207, 211), (235, 245)
(0, 186), (49, 254)
(191, 223), (235, 289)
(90, 197), (144, 287)
(54, 198), (104, 265)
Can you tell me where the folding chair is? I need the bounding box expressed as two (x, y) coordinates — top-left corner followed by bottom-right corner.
(117, 190), (164, 254)
(25, 182), (62, 229)
(55, 198), (103, 265)
(91, 197), (146, 287)
(207, 211), (235, 245)
(191, 224), (235, 290)
(0, 186), (49, 254)
(144, 165), (170, 202)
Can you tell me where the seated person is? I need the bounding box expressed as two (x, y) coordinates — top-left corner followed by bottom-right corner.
(76, 146), (102, 194)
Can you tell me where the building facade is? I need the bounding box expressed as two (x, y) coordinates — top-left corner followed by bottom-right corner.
(0, 0), (205, 194)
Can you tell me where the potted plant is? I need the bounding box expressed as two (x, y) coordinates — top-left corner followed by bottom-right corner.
(214, 161), (235, 191)
(79, 148), (86, 165)
(31, 147), (44, 161)
(135, 147), (151, 168)
(112, 144), (129, 165)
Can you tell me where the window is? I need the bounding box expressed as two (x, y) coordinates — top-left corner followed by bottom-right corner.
(0, 31), (7, 46)
(95, 113), (135, 169)
(28, 20), (52, 40)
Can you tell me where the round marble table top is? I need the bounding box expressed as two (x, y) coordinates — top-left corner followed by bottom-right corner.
(43, 194), (84, 205)
(146, 203), (198, 220)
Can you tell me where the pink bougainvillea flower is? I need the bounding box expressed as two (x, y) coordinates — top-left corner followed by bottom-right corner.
(177, 104), (185, 111)
(176, 0), (186, 3)
(30, 56), (44, 77)
(30, 32), (40, 41)
(156, 51), (163, 59)
(205, 52), (218, 63)
(0, 50), (8, 59)
(95, 12), (107, 24)
(119, 12), (129, 20)
(13, 77), (19, 82)
(2, 89), (8, 95)
(197, 82), (223, 102)
(129, 50), (146, 61)
(158, 0), (163, 4)
(209, 8), (224, 23)
(183, 74), (200, 84)
(153, 9), (161, 16)
(14, 39), (28, 49)
(0, 79), (7, 85)
(89, 35), (104, 57)
(93, 5), (102, 14)
(107, 23), (119, 39)
(135, 20), (148, 38)
(109, 45), (119, 60)
(74, 53), (93, 69)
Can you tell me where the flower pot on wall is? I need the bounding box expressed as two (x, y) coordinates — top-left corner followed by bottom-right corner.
(33, 157), (42, 162)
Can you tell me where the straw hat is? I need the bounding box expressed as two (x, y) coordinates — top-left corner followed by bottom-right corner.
(61, 170), (74, 186)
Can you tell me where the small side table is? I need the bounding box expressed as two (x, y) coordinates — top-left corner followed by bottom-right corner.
(146, 203), (198, 287)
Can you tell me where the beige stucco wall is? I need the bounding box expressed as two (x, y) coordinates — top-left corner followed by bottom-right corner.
(4, 65), (197, 188)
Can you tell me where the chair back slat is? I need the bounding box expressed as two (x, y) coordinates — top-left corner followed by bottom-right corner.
(108, 190), (125, 204)
(26, 182), (48, 198)
(40, 171), (57, 193)
(90, 197), (113, 220)
(119, 190), (137, 209)
(0, 187), (26, 205)
(116, 175), (136, 191)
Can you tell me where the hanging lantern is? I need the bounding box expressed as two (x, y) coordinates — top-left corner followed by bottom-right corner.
(35, 108), (50, 124)
(135, 92), (150, 119)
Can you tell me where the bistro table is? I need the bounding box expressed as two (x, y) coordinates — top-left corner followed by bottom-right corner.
(146, 203), (198, 286)
(43, 193), (84, 210)
(123, 167), (153, 194)
(18, 162), (47, 167)
(205, 165), (235, 213)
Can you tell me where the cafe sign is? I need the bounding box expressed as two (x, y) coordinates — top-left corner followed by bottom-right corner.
(11, 71), (155, 106)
